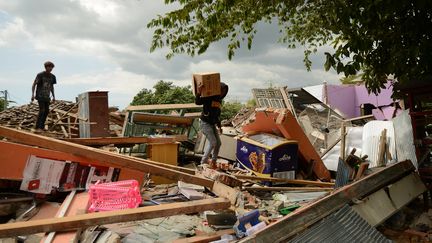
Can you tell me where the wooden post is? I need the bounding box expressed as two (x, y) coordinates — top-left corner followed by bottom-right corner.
(377, 129), (387, 167)
(340, 122), (346, 161)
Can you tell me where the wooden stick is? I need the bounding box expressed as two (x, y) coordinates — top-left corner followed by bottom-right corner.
(243, 186), (333, 192)
(55, 113), (69, 138)
(0, 198), (230, 238)
(234, 175), (334, 187)
(343, 114), (374, 122)
(354, 162), (369, 181)
(340, 122), (346, 161)
(377, 129), (387, 167)
(53, 109), (87, 121)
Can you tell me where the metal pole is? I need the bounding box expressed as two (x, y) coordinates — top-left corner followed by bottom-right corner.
(4, 90), (7, 110)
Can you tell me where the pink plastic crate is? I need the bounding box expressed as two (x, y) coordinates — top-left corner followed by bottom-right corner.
(88, 180), (141, 212)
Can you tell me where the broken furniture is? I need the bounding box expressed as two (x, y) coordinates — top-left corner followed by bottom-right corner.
(78, 91), (110, 138)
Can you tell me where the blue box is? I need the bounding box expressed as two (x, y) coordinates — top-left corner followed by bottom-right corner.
(236, 133), (298, 180)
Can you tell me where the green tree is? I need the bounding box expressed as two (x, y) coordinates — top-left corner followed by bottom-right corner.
(0, 98), (5, 112)
(221, 101), (243, 121)
(130, 80), (195, 106)
(148, 0), (432, 93)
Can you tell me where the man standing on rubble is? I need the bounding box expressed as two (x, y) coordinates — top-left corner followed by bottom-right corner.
(31, 61), (56, 132)
(195, 82), (229, 168)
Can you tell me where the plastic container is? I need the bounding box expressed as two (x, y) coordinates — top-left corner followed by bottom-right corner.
(88, 179), (141, 212)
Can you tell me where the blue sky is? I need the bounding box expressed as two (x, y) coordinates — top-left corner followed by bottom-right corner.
(0, 1), (341, 110)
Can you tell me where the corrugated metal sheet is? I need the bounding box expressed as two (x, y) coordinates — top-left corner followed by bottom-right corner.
(335, 158), (351, 188)
(393, 110), (418, 169)
(289, 204), (392, 243)
(361, 121), (396, 168)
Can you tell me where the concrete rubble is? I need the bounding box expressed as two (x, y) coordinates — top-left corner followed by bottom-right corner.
(0, 84), (430, 243)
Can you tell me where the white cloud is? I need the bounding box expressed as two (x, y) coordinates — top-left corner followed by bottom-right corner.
(0, 17), (30, 46)
(0, 0), (341, 109)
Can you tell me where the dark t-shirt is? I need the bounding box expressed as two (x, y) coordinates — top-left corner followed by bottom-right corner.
(195, 95), (222, 126)
(35, 71), (56, 101)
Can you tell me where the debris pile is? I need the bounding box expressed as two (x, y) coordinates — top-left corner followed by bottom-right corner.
(0, 82), (430, 242)
(0, 100), (76, 137)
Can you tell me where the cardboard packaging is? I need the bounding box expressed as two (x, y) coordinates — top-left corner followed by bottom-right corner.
(236, 133), (298, 182)
(192, 72), (221, 97)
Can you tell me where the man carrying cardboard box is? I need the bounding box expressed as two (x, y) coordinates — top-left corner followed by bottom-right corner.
(195, 81), (229, 167)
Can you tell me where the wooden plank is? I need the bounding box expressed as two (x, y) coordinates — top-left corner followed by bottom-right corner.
(239, 160), (415, 243)
(0, 198), (230, 238)
(132, 112), (194, 126)
(55, 113), (69, 138)
(234, 175), (334, 187)
(354, 162), (369, 181)
(340, 122), (346, 160)
(126, 103), (201, 111)
(44, 190), (77, 243)
(43, 192), (89, 243)
(343, 114), (374, 122)
(173, 229), (235, 243)
(63, 135), (188, 146)
(377, 129), (387, 167)
(0, 126), (213, 188)
(243, 186), (333, 192)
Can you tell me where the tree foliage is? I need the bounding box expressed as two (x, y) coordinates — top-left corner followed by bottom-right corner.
(0, 99), (5, 112)
(148, 0), (432, 93)
(130, 80), (195, 106)
(221, 101), (243, 121)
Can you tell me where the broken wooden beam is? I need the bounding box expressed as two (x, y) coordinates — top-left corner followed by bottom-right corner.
(63, 135), (188, 146)
(240, 160), (416, 243)
(131, 112), (194, 126)
(0, 198), (230, 238)
(234, 175), (334, 187)
(126, 103), (201, 111)
(0, 126), (213, 188)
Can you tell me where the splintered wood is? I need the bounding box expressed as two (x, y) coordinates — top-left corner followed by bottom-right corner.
(0, 100), (77, 138)
(0, 100), (124, 138)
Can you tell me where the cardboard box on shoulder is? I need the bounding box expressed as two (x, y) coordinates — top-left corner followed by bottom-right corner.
(192, 72), (221, 97)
